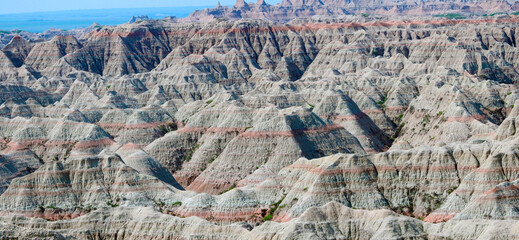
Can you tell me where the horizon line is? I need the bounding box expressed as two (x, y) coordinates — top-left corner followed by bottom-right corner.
(0, 5), (218, 16)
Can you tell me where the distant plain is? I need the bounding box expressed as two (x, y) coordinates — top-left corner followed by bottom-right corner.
(0, 6), (210, 32)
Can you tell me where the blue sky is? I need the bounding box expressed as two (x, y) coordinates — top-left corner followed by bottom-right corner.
(0, 0), (283, 14)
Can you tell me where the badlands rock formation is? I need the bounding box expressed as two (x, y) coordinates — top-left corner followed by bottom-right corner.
(185, 0), (519, 22)
(0, 10), (518, 239)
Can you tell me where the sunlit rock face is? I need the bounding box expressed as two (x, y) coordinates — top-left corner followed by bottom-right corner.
(0, 10), (519, 239)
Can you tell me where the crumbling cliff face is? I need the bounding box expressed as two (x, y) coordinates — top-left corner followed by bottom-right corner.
(0, 13), (518, 239)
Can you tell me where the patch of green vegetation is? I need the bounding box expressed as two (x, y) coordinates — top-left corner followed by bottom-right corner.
(479, 74), (490, 80)
(172, 201), (182, 207)
(490, 12), (507, 17)
(184, 143), (200, 161)
(263, 197), (285, 222)
(64, 143), (75, 159)
(106, 85), (111, 89)
(436, 111), (444, 117)
(221, 184), (236, 194)
(446, 187), (456, 195)
(206, 99), (213, 104)
(154, 200), (165, 207)
(158, 125), (168, 135)
(377, 97), (388, 108)
(208, 158), (215, 163)
(106, 201), (119, 208)
(507, 92), (513, 96)
(307, 103), (315, 110)
(45, 205), (56, 209)
(158, 123), (177, 135)
(361, 13), (369, 17)
(422, 114), (431, 125)
(512, 12), (519, 16)
(263, 214), (273, 221)
(0, 30), (10, 34)
(398, 113), (404, 122)
(434, 13), (466, 20)
(94, 25), (102, 28)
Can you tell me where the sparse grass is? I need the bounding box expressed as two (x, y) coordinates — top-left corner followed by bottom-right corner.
(263, 197), (285, 222)
(377, 97), (388, 108)
(434, 13), (466, 20)
(221, 184), (236, 194)
(490, 12), (507, 17)
(158, 125), (168, 135)
(158, 123), (177, 135)
(106, 201), (119, 207)
(184, 144), (200, 161)
(436, 111), (444, 117)
(479, 74), (490, 80)
(422, 114), (431, 125)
